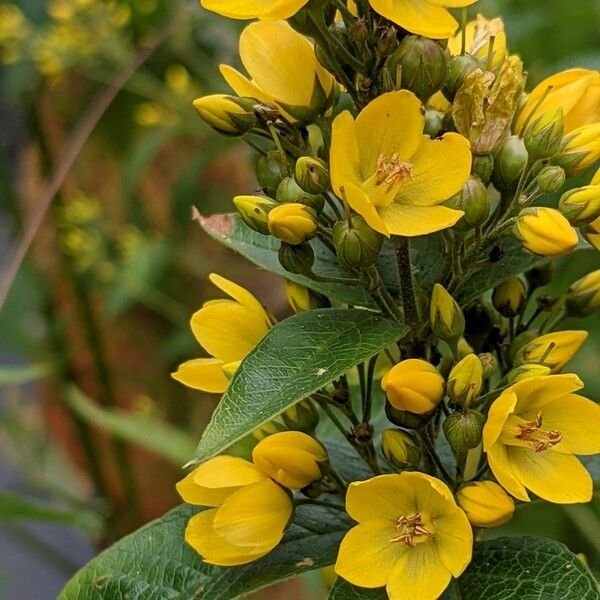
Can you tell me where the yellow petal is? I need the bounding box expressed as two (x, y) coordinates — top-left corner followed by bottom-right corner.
(511, 374), (584, 414)
(330, 111), (362, 194)
(378, 202), (464, 236)
(335, 520), (403, 588)
(486, 442), (530, 501)
(395, 133), (472, 207)
(428, 0), (477, 5)
(171, 358), (229, 393)
(213, 479), (292, 548)
(200, 0), (307, 19)
(184, 509), (273, 566)
(483, 390), (518, 450)
(370, 0), (459, 38)
(219, 64), (274, 104)
(343, 182), (390, 236)
(432, 506), (473, 576)
(386, 543), (452, 600)
(509, 446), (593, 504)
(177, 470), (230, 506)
(354, 90), (424, 178)
(209, 273), (268, 316)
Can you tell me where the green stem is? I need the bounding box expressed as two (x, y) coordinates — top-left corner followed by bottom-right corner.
(420, 433), (453, 485)
(395, 236), (419, 326)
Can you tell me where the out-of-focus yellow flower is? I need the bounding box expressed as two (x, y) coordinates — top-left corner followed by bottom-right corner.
(447, 354), (483, 408)
(483, 374), (600, 503)
(515, 69), (600, 135)
(178, 456), (292, 566)
(220, 21), (336, 122)
(369, 0), (478, 39)
(514, 330), (587, 373)
(559, 186), (600, 225)
(171, 274), (272, 393)
(335, 472), (472, 600)
(330, 91), (471, 237)
(201, 0), (309, 20)
(556, 123), (600, 175)
(456, 481), (515, 528)
(252, 431), (328, 490)
(268, 203), (317, 245)
(447, 14), (506, 69)
(566, 270), (600, 317)
(382, 359), (445, 414)
(514, 207), (578, 257)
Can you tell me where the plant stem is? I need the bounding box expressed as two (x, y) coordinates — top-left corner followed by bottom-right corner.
(420, 432), (453, 485)
(395, 236), (419, 326)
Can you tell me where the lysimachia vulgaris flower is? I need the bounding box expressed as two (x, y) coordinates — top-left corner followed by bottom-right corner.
(335, 472), (472, 600)
(220, 20), (337, 122)
(171, 273), (271, 393)
(514, 330), (588, 373)
(200, 0), (309, 19)
(330, 90), (472, 237)
(483, 374), (600, 503)
(447, 14), (506, 69)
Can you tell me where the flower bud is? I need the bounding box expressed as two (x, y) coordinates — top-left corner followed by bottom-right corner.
(268, 203), (317, 245)
(583, 217), (600, 251)
(555, 123), (600, 176)
(514, 207), (578, 256)
(507, 363), (552, 384)
(381, 429), (421, 470)
(282, 400), (320, 434)
(514, 330), (588, 372)
(492, 135), (528, 191)
(276, 177), (324, 212)
(256, 151), (291, 195)
(565, 270), (600, 317)
(458, 175), (489, 229)
(443, 53), (480, 101)
(252, 431), (328, 490)
(457, 481), (515, 528)
(472, 154), (494, 185)
(424, 110), (443, 138)
(233, 195), (277, 235)
(385, 403), (429, 430)
(284, 279), (327, 312)
(478, 353), (497, 379)
(384, 35), (447, 102)
(524, 107), (564, 159)
(447, 354), (483, 408)
(332, 215), (384, 269)
(492, 277), (528, 317)
(251, 420), (287, 442)
(559, 186), (600, 225)
(381, 359), (445, 414)
(457, 337), (474, 360)
(536, 165), (565, 194)
(193, 94), (257, 136)
(443, 409), (484, 454)
(278, 242), (315, 275)
(430, 283), (465, 344)
(294, 156), (330, 195)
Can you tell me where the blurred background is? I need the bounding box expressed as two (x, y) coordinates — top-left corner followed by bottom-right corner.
(0, 0), (599, 598)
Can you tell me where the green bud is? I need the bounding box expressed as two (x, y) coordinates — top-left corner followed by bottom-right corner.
(457, 337), (474, 360)
(507, 363), (552, 384)
(381, 429), (421, 470)
(430, 283), (465, 344)
(385, 35), (448, 102)
(525, 260), (553, 290)
(492, 135), (528, 192)
(447, 354), (483, 408)
(492, 277), (528, 318)
(524, 107), (564, 160)
(459, 175), (489, 229)
(233, 195), (277, 235)
(536, 165), (566, 193)
(424, 110), (443, 138)
(385, 402), (429, 430)
(478, 352), (498, 379)
(278, 242), (315, 275)
(377, 25), (399, 58)
(443, 53), (480, 101)
(472, 154), (494, 185)
(282, 399), (320, 433)
(565, 269), (600, 317)
(443, 410), (485, 455)
(332, 215), (384, 269)
(276, 177), (324, 212)
(294, 156), (330, 195)
(193, 94), (257, 136)
(256, 151), (291, 195)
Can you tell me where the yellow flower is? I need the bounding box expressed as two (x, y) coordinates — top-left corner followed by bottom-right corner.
(447, 353), (483, 408)
(456, 481), (515, 528)
(566, 270), (600, 316)
(583, 216), (600, 251)
(200, 0), (308, 19)
(193, 94), (256, 135)
(382, 359), (445, 414)
(447, 14), (506, 69)
(514, 330), (588, 373)
(252, 431), (328, 489)
(335, 472), (472, 600)
(559, 185), (600, 225)
(268, 203), (317, 245)
(515, 69), (600, 135)
(492, 277), (527, 318)
(514, 207), (578, 257)
(483, 374), (600, 503)
(557, 123), (600, 175)
(330, 91), (471, 237)
(369, 0), (478, 39)
(172, 274), (271, 393)
(177, 456), (293, 565)
(284, 279), (312, 312)
(220, 21), (336, 121)
(430, 283), (465, 342)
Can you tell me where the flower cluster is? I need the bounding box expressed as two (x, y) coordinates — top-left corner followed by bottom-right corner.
(174, 1), (600, 598)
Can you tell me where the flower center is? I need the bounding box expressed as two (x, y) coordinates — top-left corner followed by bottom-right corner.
(390, 513), (432, 547)
(375, 153), (412, 191)
(515, 411), (562, 453)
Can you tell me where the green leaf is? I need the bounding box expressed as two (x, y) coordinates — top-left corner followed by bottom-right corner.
(67, 387), (195, 465)
(59, 503), (351, 600)
(328, 537), (599, 599)
(195, 309), (407, 462)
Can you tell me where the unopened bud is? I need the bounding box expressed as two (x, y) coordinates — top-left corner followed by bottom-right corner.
(508, 330), (538, 365)
(294, 156), (330, 195)
(385, 403), (429, 430)
(447, 354), (483, 408)
(492, 277), (528, 317)
(478, 352), (497, 379)
(559, 186), (600, 225)
(424, 110), (444, 138)
(276, 177), (324, 212)
(514, 207), (578, 256)
(524, 107), (564, 159)
(555, 123), (600, 176)
(457, 481), (514, 528)
(251, 420), (286, 442)
(492, 135), (528, 191)
(233, 195), (277, 235)
(457, 337), (474, 359)
(514, 330), (588, 372)
(381, 429), (421, 470)
(443, 409), (484, 454)
(332, 215), (384, 269)
(282, 399), (320, 433)
(285, 279), (327, 313)
(278, 242), (315, 275)
(443, 54), (480, 101)
(583, 217), (600, 251)
(566, 270), (600, 317)
(269, 203), (317, 245)
(256, 151), (291, 195)
(459, 175), (489, 229)
(193, 94), (257, 135)
(472, 154), (494, 185)
(536, 165), (565, 193)
(430, 283), (465, 344)
(507, 363), (552, 384)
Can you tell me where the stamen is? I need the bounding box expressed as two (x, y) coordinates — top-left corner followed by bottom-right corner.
(390, 513), (432, 547)
(375, 153), (412, 191)
(515, 411), (562, 452)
